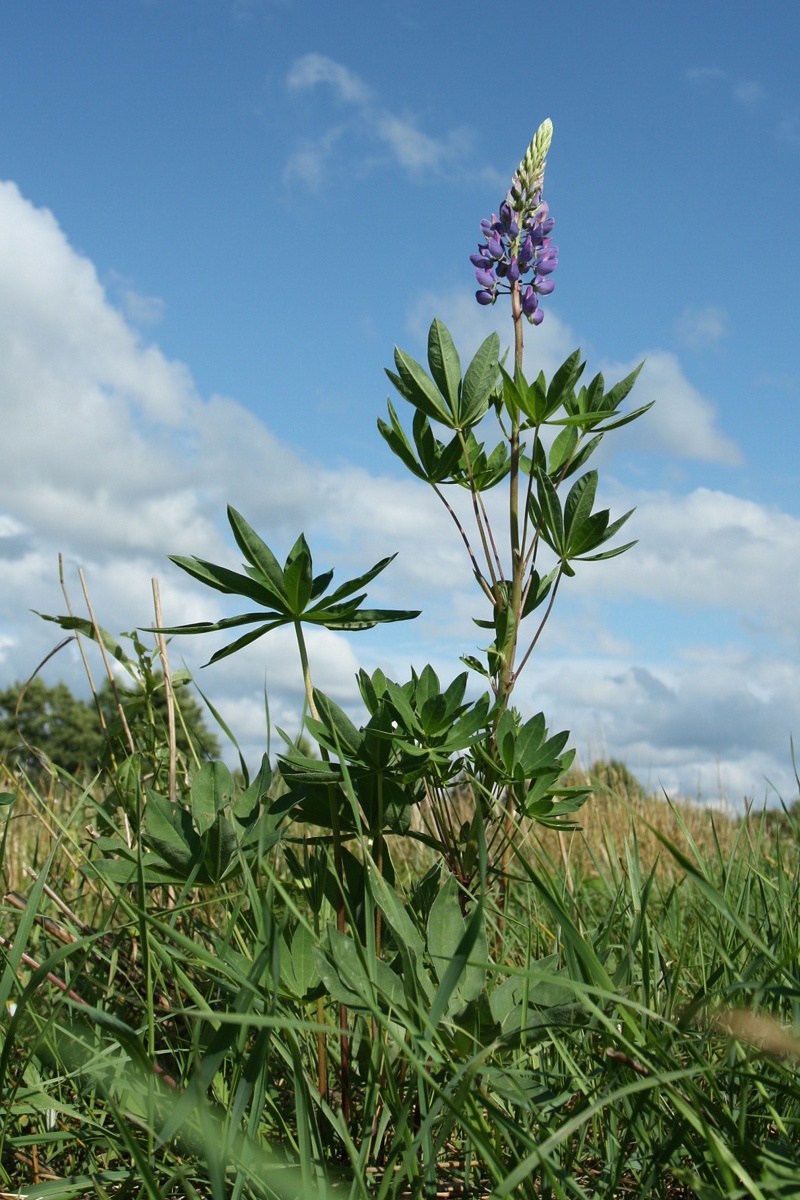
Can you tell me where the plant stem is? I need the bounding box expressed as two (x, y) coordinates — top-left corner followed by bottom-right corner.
(496, 282), (526, 715)
(292, 619), (350, 1124)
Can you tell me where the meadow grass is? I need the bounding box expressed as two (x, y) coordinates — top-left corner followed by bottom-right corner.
(2, 749), (800, 1199)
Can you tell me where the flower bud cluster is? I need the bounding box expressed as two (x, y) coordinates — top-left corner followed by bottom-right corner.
(471, 186), (558, 325)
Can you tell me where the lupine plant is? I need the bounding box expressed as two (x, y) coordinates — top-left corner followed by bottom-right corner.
(113, 116), (650, 1123)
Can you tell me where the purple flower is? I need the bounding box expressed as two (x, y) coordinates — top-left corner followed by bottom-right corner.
(487, 232), (505, 260)
(471, 178), (558, 323)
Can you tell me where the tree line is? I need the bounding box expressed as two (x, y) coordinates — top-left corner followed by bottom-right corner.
(0, 676), (220, 778)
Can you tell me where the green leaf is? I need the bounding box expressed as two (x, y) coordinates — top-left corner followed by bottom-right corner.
(388, 348), (453, 426)
(315, 930), (405, 1012)
(412, 410), (463, 482)
(226, 506), (289, 602)
(461, 332), (499, 427)
(282, 534), (314, 613)
(427, 318), (462, 420)
(548, 425), (579, 476)
(203, 810), (238, 882)
(205, 620), (285, 664)
(322, 555), (397, 606)
(546, 350), (584, 412)
(290, 923), (319, 996)
(191, 760), (235, 834)
(602, 361), (644, 408)
(560, 432), (603, 480)
(460, 654), (491, 679)
(575, 539), (638, 563)
(319, 607), (420, 630)
(564, 471), (599, 545)
(589, 399), (655, 433)
(535, 469), (564, 552)
(34, 613), (137, 669)
(378, 403), (427, 480)
(521, 567), (558, 618)
(309, 689), (363, 757)
(366, 859), (425, 960)
(144, 791), (201, 872)
(427, 874), (487, 1011)
(167, 555), (284, 610)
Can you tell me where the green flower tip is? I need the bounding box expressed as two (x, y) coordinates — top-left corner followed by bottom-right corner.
(517, 118), (553, 196)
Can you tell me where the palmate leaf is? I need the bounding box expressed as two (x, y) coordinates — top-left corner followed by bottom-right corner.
(157, 507), (419, 663)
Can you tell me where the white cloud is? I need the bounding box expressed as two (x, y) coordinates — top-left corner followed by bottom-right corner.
(283, 53), (479, 183)
(282, 127), (346, 190)
(2, 177), (797, 803)
(596, 485), (800, 640)
(287, 52), (371, 106)
(733, 81), (765, 107)
(675, 304), (729, 351)
(529, 649), (800, 806)
(107, 270), (166, 327)
(601, 350), (742, 465)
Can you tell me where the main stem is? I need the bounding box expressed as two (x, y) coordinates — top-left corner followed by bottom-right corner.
(495, 283), (527, 925)
(293, 620), (350, 1125)
(496, 282), (526, 716)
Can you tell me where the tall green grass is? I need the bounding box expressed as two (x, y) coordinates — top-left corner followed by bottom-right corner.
(2, 747), (800, 1198)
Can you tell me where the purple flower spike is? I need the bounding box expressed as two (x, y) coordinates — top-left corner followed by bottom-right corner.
(470, 126), (558, 324)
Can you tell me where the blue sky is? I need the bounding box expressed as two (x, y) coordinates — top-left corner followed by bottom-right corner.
(1, 0), (799, 804)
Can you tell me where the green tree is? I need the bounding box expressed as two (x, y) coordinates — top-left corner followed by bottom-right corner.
(96, 675), (221, 767)
(0, 676), (220, 779)
(0, 678), (105, 776)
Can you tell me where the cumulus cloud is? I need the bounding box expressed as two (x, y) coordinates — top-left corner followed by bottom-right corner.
(593, 486), (800, 640)
(283, 52), (477, 185)
(2, 178), (797, 802)
(601, 350), (742, 465)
